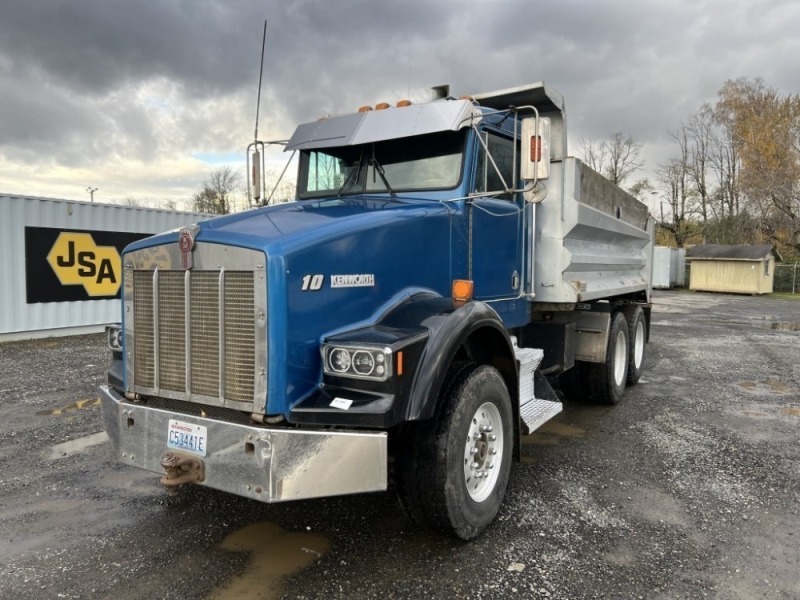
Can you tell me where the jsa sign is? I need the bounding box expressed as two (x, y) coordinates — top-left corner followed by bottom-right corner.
(25, 227), (150, 303)
(47, 232), (121, 296)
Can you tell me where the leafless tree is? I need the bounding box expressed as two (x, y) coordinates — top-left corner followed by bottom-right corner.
(160, 198), (181, 211)
(192, 166), (243, 214)
(685, 106), (714, 241)
(604, 132), (643, 187)
(580, 138), (607, 175)
(580, 132), (643, 187)
(657, 128), (693, 247)
(122, 196), (144, 207)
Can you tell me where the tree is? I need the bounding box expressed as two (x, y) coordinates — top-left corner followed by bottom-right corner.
(192, 166), (243, 214)
(685, 106), (714, 240)
(604, 132), (644, 187)
(714, 77), (800, 252)
(580, 132), (644, 187)
(160, 198), (181, 211)
(657, 127), (693, 247)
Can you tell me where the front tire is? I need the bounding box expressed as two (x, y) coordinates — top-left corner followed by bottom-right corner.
(395, 364), (513, 540)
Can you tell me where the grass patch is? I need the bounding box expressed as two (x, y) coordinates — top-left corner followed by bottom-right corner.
(768, 292), (800, 301)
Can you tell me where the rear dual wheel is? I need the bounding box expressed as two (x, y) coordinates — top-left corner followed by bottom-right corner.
(624, 305), (647, 385)
(586, 311), (629, 404)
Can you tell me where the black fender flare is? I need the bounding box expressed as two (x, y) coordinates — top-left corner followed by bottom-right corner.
(379, 295), (518, 422)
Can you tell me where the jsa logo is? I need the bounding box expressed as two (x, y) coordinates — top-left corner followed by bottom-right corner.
(46, 232), (121, 296)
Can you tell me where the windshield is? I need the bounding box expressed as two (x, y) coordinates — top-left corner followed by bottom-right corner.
(297, 130), (465, 198)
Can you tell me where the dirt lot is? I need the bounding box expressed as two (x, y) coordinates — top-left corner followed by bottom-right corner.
(0, 290), (798, 599)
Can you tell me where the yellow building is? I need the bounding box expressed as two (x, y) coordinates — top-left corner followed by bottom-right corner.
(686, 244), (779, 295)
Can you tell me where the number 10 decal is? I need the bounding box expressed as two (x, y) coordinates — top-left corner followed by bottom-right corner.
(301, 274), (324, 291)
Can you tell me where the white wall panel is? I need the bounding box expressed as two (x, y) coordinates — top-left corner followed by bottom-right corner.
(0, 194), (209, 338)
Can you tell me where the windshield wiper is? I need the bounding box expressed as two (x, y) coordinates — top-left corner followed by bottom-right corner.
(370, 152), (396, 197)
(337, 159), (361, 197)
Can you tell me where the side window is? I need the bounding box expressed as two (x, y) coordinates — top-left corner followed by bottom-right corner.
(474, 131), (517, 200)
(305, 151), (346, 193)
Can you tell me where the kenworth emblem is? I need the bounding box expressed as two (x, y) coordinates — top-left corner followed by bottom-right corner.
(178, 227), (196, 269)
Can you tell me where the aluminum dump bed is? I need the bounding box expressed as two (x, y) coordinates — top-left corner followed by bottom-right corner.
(532, 157), (653, 304)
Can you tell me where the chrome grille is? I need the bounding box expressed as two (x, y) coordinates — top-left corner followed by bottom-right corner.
(190, 272), (220, 397)
(133, 271), (155, 387)
(158, 271), (187, 392)
(130, 264), (260, 410)
(224, 274), (256, 402)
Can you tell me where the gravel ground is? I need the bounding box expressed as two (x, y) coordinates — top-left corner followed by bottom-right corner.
(0, 290), (798, 599)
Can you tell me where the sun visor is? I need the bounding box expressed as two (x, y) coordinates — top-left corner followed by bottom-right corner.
(286, 99), (481, 151)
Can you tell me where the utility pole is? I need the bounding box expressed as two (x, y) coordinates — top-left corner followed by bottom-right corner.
(86, 186), (98, 203)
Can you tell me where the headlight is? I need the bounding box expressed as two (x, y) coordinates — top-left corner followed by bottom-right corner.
(322, 345), (392, 382)
(106, 324), (122, 351)
(329, 348), (352, 373)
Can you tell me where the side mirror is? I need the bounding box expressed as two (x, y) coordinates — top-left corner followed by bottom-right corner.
(520, 117), (551, 180)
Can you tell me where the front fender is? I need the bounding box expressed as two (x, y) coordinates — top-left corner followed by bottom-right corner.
(290, 293), (517, 428)
(400, 299), (517, 421)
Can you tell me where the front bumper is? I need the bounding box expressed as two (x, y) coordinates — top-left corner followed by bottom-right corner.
(99, 385), (387, 503)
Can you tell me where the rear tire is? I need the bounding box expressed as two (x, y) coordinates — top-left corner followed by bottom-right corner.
(586, 311), (629, 404)
(395, 363), (513, 540)
(624, 305), (647, 385)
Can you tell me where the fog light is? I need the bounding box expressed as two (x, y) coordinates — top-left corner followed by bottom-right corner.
(106, 324), (122, 350)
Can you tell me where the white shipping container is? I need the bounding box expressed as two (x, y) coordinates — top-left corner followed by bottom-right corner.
(0, 194), (210, 340)
(652, 246), (686, 289)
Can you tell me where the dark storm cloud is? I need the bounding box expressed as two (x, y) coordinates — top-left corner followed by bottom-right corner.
(0, 0), (252, 95)
(0, 0), (797, 196)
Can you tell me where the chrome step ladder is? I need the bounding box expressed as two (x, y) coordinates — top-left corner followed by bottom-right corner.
(513, 338), (563, 435)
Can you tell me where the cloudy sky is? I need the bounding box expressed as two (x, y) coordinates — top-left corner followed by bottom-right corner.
(0, 0), (797, 209)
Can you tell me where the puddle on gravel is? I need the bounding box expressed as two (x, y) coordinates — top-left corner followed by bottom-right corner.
(36, 397), (100, 416)
(737, 380), (795, 395)
(209, 522), (329, 600)
(767, 321), (800, 332)
(522, 420), (586, 446)
(736, 405), (800, 419)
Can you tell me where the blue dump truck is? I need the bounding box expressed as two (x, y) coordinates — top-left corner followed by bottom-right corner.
(100, 82), (653, 540)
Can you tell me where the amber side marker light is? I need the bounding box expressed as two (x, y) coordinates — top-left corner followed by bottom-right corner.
(530, 135), (543, 162)
(397, 351), (404, 376)
(358, 105), (373, 112)
(452, 279), (474, 302)
(396, 99), (412, 107)
(375, 102), (391, 110)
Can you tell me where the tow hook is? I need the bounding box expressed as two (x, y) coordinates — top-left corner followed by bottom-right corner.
(160, 451), (206, 486)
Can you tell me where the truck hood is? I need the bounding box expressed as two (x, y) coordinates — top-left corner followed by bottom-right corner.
(124, 195), (450, 256)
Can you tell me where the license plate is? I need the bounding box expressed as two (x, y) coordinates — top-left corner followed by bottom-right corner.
(167, 420), (208, 457)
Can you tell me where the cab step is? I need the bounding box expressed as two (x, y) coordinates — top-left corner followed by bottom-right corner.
(513, 337), (563, 435)
(519, 397), (563, 435)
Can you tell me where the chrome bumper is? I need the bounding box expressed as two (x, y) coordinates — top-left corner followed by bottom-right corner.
(99, 385), (387, 502)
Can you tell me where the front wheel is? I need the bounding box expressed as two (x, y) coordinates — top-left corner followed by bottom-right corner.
(395, 364), (513, 540)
